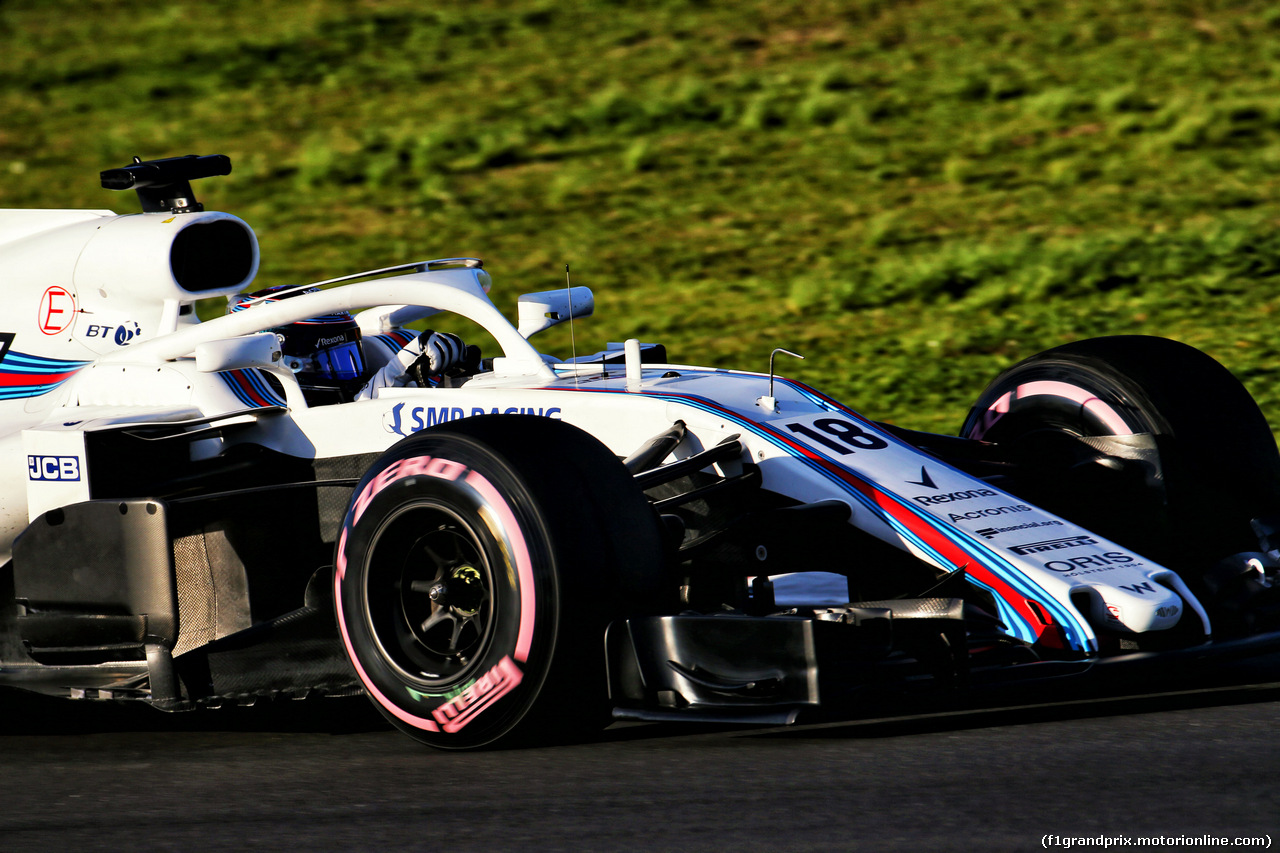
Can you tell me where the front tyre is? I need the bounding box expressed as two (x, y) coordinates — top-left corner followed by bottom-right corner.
(335, 416), (665, 749)
(960, 335), (1280, 588)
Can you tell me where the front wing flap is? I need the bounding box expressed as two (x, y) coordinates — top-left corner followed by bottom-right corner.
(606, 605), (1280, 723)
(607, 598), (969, 723)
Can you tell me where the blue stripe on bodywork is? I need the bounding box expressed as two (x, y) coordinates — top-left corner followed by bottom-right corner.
(219, 369), (286, 408)
(0, 348), (89, 399)
(556, 378), (1092, 651)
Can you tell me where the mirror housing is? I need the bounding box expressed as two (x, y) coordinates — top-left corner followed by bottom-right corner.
(195, 333), (282, 373)
(517, 287), (594, 339)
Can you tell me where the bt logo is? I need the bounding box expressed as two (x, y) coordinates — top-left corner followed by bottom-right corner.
(84, 321), (142, 346)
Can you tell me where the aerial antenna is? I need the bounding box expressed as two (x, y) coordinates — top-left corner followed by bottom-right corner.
(566, 264), (579, 387)
(757, 347), (805, 413)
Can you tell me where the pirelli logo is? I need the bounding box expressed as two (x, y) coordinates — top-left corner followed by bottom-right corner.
(1008, 535), (1097, 556)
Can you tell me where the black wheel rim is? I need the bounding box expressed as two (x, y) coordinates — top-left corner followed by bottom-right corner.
(363, 503), (495, 686)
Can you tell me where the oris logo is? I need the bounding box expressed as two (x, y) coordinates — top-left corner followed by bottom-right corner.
(1043, 551), (1135, 574)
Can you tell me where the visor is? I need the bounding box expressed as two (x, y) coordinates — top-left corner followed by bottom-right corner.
(313, 340), (364, 382)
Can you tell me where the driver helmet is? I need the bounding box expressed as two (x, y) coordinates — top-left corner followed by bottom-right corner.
(228, 286), (365, 397)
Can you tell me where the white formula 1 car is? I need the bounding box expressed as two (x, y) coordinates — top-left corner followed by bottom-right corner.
(1, 155), (1278, 749)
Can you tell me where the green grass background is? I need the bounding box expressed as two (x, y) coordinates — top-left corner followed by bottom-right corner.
(4, 0), (1280, 434)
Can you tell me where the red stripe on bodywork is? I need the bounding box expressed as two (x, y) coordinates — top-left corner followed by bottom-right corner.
(0, 370), (78, 387)
(797, 445), (1060, 645)
(554, 384), (1067, 647)
(227, 371), (273, 406)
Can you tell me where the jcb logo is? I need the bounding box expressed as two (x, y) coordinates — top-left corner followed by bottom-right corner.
(28, 455), (80, 481)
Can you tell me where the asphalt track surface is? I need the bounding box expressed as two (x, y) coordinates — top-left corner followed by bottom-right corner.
(2, 657), (1278, 852)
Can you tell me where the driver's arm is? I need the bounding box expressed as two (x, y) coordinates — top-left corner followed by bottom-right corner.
(354, 330), (465, 401)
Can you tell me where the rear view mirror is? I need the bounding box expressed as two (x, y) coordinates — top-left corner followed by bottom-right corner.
(194, 333), (281, 373)
(194, 332), (310, 409)
(517, 287), (594, 339)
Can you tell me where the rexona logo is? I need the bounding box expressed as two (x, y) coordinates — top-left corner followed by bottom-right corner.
(384, 403), (563, 436)
(914, 488), (997, 506)
(28, 455), (80, 481)
(1008, 535), (1098, 556)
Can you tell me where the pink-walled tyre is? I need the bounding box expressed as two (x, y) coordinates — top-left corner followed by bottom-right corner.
(335, 415), (665, 749)
(960, 335), (1280, 581)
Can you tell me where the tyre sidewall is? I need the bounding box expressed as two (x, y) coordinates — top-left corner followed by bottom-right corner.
(335, 435), (558, 749)
(962, 352), (1166, 443)
(962, 335), (1280, 569)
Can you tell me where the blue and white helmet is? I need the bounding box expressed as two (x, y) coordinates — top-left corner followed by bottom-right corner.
(228, 286), (365, 394)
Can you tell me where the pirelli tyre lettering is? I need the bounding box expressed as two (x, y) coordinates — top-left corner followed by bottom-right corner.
(334, 415), (664, 749)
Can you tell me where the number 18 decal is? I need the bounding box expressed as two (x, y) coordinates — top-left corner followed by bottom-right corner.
(778, 414), (888, 455)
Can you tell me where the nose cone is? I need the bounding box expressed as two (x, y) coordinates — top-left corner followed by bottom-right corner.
(1085, 580), (1183, 633)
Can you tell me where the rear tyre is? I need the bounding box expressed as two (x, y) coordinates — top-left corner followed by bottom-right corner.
(335, 415), (665, 749)
(960, 335), (1280, 591)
